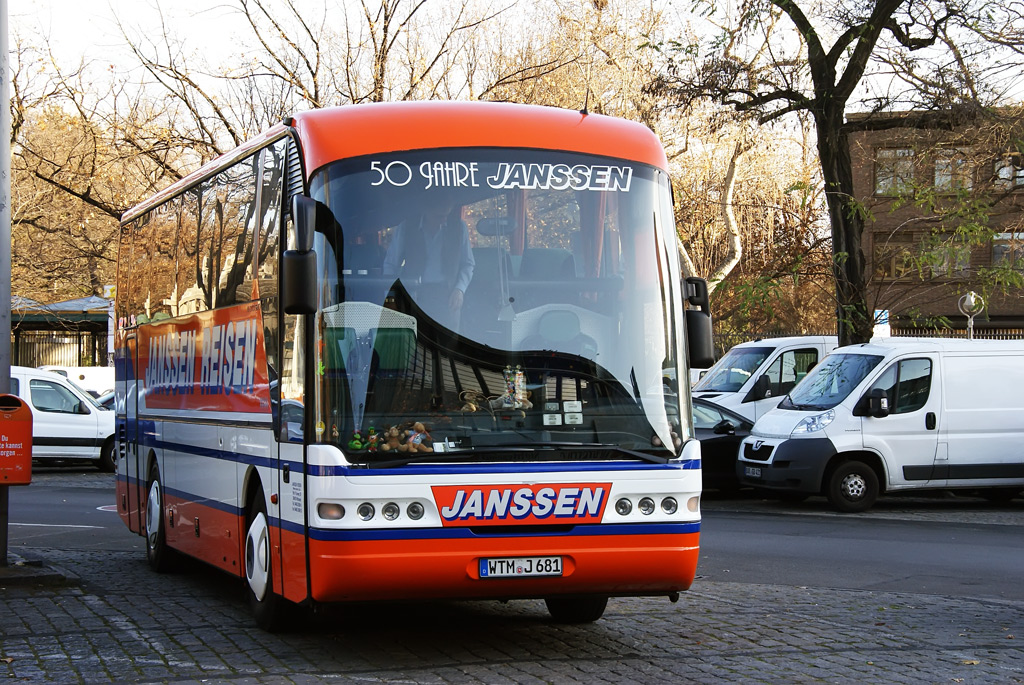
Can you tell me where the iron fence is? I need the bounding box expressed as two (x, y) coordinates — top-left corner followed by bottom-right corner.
(10, 330), (109, 368)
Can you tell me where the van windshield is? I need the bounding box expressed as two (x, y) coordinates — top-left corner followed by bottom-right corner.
(779, 353), (884, 410)
(693, 346), (772, 392)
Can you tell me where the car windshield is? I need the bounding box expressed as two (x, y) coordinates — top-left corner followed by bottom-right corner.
(779, 353), (884, 410)
(307, 147), (688, 463)
(693, 346), (772, 392)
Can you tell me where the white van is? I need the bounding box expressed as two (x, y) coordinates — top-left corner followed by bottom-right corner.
(692, 336), (838, 422)
(10, 366), (116, 471)
(39, 365), (115, 397)
(737, 338), (1024, 512)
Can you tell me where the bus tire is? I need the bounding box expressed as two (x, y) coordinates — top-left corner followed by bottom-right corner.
(827, 461), (878, 513)
(145, 464), (177, 573)
(245, 493), (287, 632)
(95, 438), (116, 473)
(544, 595), (608, 623)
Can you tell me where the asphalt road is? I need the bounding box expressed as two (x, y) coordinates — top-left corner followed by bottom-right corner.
(699, 507), (1024, 600)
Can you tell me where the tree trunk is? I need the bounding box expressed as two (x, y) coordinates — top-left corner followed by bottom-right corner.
(815, 109), (872, 346)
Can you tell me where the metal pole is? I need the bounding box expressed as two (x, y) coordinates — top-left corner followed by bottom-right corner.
(1, 0), (13, 566)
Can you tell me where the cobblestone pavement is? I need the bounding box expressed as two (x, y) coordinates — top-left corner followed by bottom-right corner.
(2, 468), (1023, 684)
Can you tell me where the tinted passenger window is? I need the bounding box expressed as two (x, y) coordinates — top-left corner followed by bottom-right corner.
(870, 358), (932, 414)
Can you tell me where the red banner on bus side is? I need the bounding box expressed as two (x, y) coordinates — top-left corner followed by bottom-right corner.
(137, 302), (272, 414)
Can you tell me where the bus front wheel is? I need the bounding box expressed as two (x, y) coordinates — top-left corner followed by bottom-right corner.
(245, 493), (287, 631)
(544, 595), (608, 623)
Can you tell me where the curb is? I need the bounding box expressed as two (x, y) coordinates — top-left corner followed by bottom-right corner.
(0, 550), (79, 587)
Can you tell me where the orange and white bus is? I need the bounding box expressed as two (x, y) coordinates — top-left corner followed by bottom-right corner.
(114, 101), (714, 629)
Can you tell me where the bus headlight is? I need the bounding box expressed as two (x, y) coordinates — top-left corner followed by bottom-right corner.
(382, 502), (400, 521)
(638, 497), (655, 515)
(407, 502), (425, 520)
(615, 498), (632, 515)
(661, 497), (678, 514)
(357, 502), (375, 521)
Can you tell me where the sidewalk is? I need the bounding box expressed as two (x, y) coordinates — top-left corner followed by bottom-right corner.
(0, 549), (76, 586)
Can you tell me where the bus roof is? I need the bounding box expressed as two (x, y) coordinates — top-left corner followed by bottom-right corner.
(122, 102), (668, 224)
(293, 102), (669, 176)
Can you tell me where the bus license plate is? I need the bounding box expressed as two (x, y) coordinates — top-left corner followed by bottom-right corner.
(479, 556), (563, 578)
(744, 466), (762, 478)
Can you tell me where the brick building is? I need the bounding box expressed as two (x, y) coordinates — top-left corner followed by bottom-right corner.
(847, 110), (1024, 335)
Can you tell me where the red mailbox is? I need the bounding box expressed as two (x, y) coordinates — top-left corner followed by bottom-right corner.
(0, 394), (32, 485)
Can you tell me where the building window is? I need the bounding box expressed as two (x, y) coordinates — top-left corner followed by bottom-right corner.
(934, 149), (972, 192)
(992, 232), (1024, 270)
(874, 148), (915, 196)
(873, 234), (969, 281)
(994, 155), (1024, 190)
(873, 238), (917, 280)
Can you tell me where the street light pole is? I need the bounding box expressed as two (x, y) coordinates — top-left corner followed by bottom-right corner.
(1, 0), (13, 566)
(958, 291), (985, 341)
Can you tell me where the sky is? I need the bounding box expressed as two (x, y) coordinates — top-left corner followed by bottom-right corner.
(12, 0), (241, 68)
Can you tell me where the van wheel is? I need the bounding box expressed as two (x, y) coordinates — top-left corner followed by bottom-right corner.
(981, 488), (1021, 503)
(827, 461), (878, 513)
(544, 596), (608, 623)
(145, 464), (178, 572)
(95, 439), (115, 472)
(245, 493), (288, 631)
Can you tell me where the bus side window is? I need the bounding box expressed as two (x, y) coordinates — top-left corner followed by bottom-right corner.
(176, 189), (206, 316)
(212, 154), (259, 307)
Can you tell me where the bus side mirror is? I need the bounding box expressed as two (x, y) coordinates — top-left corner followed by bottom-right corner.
(283, 196), (323, 315)
(866, 388), (889, 418)
(684, 277), (714, 368)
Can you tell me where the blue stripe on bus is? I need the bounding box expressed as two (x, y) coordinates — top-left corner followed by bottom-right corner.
(306, 521), (700, 542)
(312, 460), (699, 477)
(122, 435), (700, 477)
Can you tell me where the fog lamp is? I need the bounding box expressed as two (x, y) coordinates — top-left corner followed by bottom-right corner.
(382, 502), (400, 521)
(317, 502), (345, 520)
(615, 498), (632, 515)
(638, 497), (655, 515)
(407, 502), (425, 520)
(661, 497), (678, 515)
(357, 502), (375, 521)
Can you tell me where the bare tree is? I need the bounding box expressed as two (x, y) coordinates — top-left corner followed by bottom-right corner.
(651, 0), (1024, 345)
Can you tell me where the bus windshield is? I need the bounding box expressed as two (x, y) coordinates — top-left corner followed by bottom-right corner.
(308, 147), (686, 463)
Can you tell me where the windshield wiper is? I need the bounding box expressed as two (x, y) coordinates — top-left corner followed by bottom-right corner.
(362, 443), (671, 468)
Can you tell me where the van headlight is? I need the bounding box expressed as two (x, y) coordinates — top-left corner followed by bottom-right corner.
(791, 409), (835, 435)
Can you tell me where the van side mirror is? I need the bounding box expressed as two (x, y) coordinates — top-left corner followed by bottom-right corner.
(867, 388), (889, 418)
(751, 374), (772, 400)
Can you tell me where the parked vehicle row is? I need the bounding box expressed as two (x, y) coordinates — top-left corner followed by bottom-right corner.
(735, 337), (1024, 511)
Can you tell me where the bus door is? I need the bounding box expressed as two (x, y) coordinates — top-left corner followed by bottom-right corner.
(118, 332), (145, 535)
(268, 297), (310, 604)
